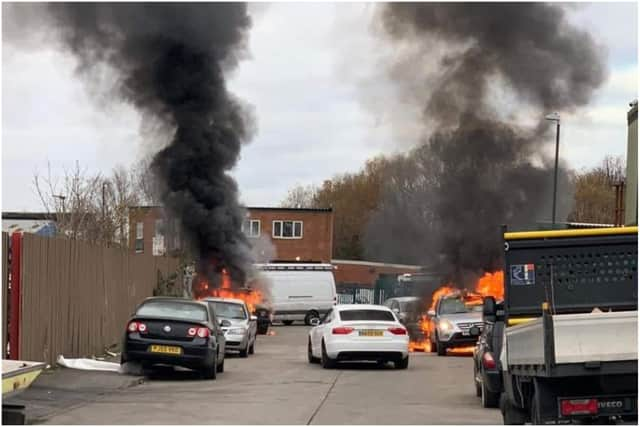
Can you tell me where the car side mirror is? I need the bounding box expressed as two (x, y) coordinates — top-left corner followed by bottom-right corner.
(220, 319), (231, 327)
(392, 308), (400, 314)
(427, 309), (435, 317)
(310, 318), (321, 327)
(483, 296), (497, 317)
(250, 315), (257, 322)
(469, 326), (481, 337)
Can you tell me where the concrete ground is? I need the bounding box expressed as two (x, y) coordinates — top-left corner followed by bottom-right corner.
(8, 325), (502, 424)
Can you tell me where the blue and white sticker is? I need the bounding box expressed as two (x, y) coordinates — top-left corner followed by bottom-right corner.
(510, 264), (535, 286)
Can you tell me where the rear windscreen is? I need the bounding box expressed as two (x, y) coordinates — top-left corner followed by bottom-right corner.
(137, 301), (208, 322)
(339, 309), (395, 322)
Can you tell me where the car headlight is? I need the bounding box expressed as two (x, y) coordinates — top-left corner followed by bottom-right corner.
(439, 320), (454, 333)
(227, 327), (247, 335)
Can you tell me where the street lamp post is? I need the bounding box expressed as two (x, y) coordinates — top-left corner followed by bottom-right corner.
(545, 113), (561, 228)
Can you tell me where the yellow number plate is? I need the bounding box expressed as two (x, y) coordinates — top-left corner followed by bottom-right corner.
(359, 330), (383, 337)
(149, 345), (182, 355)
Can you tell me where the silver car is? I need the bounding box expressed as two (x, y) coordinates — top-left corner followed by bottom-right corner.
(203, 297), (257, 358)
(428, 293), (484, 356)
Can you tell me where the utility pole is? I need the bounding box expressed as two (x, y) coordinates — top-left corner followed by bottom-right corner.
(545, 113), (561, 228)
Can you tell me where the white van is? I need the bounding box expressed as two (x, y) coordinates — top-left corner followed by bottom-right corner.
(255, 263), (337, 325)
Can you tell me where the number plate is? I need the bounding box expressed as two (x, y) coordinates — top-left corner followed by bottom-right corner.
(359, 329), (383, 337)
(149, 345), (182, 355)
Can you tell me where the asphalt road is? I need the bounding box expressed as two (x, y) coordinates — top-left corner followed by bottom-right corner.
(14, 325), (502, 424)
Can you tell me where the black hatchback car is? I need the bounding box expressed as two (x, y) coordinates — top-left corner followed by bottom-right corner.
(121, 297), (226, 379)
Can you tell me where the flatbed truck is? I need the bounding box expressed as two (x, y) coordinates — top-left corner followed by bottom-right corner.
(487, 227), (637, 424)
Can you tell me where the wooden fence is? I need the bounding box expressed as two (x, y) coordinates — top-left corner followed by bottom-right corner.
(7, 233), (180, 365)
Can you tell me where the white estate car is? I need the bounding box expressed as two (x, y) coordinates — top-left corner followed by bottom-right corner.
(307, 304), (410, 369)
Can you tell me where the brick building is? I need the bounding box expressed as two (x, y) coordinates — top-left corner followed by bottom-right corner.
(128, 206), (334, 262)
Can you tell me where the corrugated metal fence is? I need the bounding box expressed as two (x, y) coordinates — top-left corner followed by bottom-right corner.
(336, 287), (376, 305)
(7, 233), (180, 365)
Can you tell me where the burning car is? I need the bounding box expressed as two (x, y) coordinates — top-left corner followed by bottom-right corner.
(428, 291), (484, 356)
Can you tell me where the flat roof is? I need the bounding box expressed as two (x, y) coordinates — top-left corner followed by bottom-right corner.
(331, 259), (422, 270)
(128, 205), (332, 213)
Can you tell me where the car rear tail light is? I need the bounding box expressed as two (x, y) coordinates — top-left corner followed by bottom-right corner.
(560, 399), (598, 416)
(197, 327), (210, 338)
(482, 352), (496, 369)
(127, 321), (147, 333)
(332, 327), (354, 335)
(388, 327), (407, 335)
(187, 327), (197, 337)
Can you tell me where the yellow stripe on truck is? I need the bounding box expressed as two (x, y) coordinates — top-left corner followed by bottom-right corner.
(507, 317), (537, 326)
(504, 226), (638, 241)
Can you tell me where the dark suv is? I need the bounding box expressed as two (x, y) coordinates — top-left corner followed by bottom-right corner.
(471, 300), (505, 408)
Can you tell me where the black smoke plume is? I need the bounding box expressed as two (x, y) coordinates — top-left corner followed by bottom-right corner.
(366, 3), (606, 286)
(41, 3), (255, 283)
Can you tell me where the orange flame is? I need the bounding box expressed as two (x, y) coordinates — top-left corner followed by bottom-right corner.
(193, 268), (263, 313)
(474, 271), (504, 301)
(407, 271), (503, 352)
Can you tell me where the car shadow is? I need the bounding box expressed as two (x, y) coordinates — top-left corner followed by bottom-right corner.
(328, 361), (399, 370)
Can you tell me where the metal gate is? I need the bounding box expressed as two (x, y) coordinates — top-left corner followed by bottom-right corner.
(336, 286), (375, 304)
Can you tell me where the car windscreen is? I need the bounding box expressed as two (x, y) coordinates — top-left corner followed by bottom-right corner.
(339, 309), (395, 322)
(439, 298), (483, 315)
(400, 299), (423, 313)
(207, 301), (247, 320)
(136, 301), (208, 322)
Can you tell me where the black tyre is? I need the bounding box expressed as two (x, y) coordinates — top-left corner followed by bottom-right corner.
(530, 392), (541, 425)
(436, 339), (447, 356)
(304, 311), (320, 326)
(282, 320), (294, 326)
(239, 341), (249, 358)
(501, 393), (526, 425)
(257, 324), (269, 335)
(249, 339), (255, 355)
(395, 356), (409, 370)
(203, 356), (217, 380)
(481, 380), (499, 408)
(216, 356), (225, 373)
(308, 339), (320, 364)
(321, 341), (336, 369)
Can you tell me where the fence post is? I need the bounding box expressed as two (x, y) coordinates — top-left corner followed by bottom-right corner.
(9, 233), (22, 360)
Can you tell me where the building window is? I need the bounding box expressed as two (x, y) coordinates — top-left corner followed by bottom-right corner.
(272, 220), (303, 239)
(242, 219), (261, 238)
(135, 222), (144, 253)
(155, 219), (165, 237)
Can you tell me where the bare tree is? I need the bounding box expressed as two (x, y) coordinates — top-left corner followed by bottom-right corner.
(280, 184), (318, 209)
(33, 161), (103, 241)
(569, 155), (627, 224)
(33, 161), (143, 247)
(132, 157), (162, 206)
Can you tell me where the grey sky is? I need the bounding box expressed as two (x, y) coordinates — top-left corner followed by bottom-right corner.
(2, 2), (638, 211)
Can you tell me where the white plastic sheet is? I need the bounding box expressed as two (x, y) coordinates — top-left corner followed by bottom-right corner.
(56, 355), (120, 372)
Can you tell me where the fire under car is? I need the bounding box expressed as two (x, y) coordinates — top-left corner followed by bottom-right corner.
(121, 297), (226, 379)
